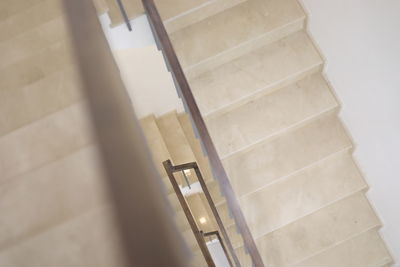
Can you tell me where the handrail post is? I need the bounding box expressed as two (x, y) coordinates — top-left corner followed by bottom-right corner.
(163, 160), (216, 267)
(142, 0), (265, 266)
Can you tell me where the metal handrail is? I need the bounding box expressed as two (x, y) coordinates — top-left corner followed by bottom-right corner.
(143, 0), (264, 266)
(165, 160), (238, 267)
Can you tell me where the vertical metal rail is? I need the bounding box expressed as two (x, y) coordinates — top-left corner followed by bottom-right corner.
(143, 0), (265, 266)
(204, 231), (232, 266)
(163, 160), (216, 267)
(166, 160), (239, 267)
(115, 0), (132, 31)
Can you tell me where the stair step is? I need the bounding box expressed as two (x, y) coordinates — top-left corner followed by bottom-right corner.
(222, 112), (352, 197)
(92, 0), (109, 15)
(177, 113), (213, 182)
(0, 102), (95, 182)
(0, 206), (128, 267)
(106, 0), (245, 33)
(255, 192), (381, 266)
(171, 0), (306, 78)
(160, 0), (246, 33)
(0, 40), (76, 93)
(140, 115), (172, 178)
(0, 0), (45, 22)
(0, 0), (65, 43)
(0, 65), (83, 137)
(293, 229), (393, 267)
(0, 145), (108, 251)
(156, 111), (197, 165)
(207, 73), (337, 158)
(0, 16), (68, 69)
(240, 149), (367, 238)
(189, 30), (322, 116)
(105, 0), (144, 27)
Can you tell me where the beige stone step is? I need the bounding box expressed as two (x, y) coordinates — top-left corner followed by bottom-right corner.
(106, 0), (245, 33)
(0, 65), (83, 137)
(0, 102), (95, 182)
(156, 111), (197, 165)
(189, 30), (323, 117)
(293, 229), (393, 267)
(0, 0), (46, 22)
(222, 112), (352, 197)
(177, 113), (213, 182)
(156, 111), (199, 185)
(207, 73), (337, 158)
(0, 145), (109, 251)
(255, 192), (381, 266)
(0, 0), (65, 43)
(0, 16), (68, 69)
(0, 40), (75, 93)
(140, 115), (172, 178)
(0, 206), (128, 267)
(171, 0), (306, 78)
(159, 0), (246, 34)
(240, 149), (367, 239)
(92, 0), (109, 15)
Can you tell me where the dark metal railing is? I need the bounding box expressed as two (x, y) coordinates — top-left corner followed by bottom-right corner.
(164, 160), (238, 267)
(115, 0), (132, 31)
(143, 0), (264, 266)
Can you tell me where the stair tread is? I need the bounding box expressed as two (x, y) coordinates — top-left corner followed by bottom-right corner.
(156, 111), (197, 165)
(0, 145), (109, 251)
(0, 206), (128, 267)
(189, 31), (322, 116)
(171, 0), (305, 76)
(207, 73), (337, 157)
(255, 192), (381, 266)
(293, 229), (393, 267)
(177, 113), (213, 182)
(0, 65), (83, 138)
(106, 0), (245, 33)
(0, 0), (65, 43)
(222, 112), (352, 197)
(140, 115), (172, 178)
(0, 102), (95, 182)
(240, 150), (367, 238)
(0, 40), (76, 93)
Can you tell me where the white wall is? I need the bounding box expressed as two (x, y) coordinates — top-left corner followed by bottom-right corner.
(99, 14), (184, 118)
(300, 0), (400, 264)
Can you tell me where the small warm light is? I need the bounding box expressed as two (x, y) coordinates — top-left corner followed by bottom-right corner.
(183, 169), (191, 176)
(199, 217), (207, 224)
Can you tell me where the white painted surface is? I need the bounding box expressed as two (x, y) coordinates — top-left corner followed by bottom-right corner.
(113, 46), (184, 118)
(99, 13), (155, 50)
(300, 0), (400, 264)
(207, 239), (230, 267)
(99, 14), (184, 118)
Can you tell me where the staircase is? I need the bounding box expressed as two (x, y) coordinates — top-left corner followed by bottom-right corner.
(140, 111), (252, 266)
(137, 0), (393, 266)
(0, 0), (394, 266)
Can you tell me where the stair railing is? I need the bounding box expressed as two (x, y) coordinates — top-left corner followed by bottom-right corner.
(142, 1), (265, 266)
(164, 160), (237, 267)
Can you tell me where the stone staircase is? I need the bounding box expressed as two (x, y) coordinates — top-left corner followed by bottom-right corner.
(0, 0), (395, 266)
(140, 111), (253, 266)
(160, 0), (394, 266)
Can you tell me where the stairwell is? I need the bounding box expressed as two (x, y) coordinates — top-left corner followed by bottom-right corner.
(130, 0), (393, 266)
(0, 0), (395, 266)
